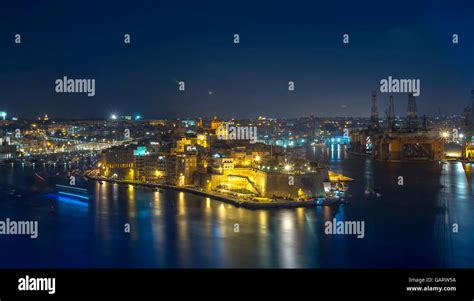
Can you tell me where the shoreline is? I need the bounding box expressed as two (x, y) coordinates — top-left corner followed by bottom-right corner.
(84, 175), (320, 209)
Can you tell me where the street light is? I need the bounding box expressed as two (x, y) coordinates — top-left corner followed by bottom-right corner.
(0, 111), (6, 120)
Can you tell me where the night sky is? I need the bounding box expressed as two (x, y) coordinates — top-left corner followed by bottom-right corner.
(1, 0), (474, 119)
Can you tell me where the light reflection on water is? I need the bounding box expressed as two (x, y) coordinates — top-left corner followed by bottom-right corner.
(0, 147), (473, 268)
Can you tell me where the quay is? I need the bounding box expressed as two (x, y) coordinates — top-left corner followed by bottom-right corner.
(84, 174), (322, 209)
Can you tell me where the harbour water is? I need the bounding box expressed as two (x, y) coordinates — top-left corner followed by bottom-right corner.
(0, 145), (473, 268)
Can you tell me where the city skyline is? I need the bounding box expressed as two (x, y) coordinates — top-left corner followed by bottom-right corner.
(2, 2), (474, 298)
(1, 0), (474, 119)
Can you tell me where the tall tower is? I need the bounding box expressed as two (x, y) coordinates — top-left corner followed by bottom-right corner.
(370, 90), (379, 128)
(406, 93), (418, 118)
(406, 93), (418, 129)
(387, 95), (395, 129)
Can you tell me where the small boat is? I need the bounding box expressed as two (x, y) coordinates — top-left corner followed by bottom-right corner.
(365, 187), (382, 197)
(55, 184), (92, 202)
(34, 172), (46, 182)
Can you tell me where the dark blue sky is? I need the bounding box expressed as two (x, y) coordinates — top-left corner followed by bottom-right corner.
(1, 0), (473, 119)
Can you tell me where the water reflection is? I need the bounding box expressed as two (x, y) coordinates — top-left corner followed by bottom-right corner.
(0, 148), (473, 268)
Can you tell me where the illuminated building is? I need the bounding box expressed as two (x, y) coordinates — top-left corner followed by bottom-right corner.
(165, 155), (178, 184)
(133, 146), (149, 156)
(135, 153), (166, 182)
(230, 149), (254, 166)
(193, 165), (328, 200)
(212, 157), (234, 174)
(215, 121), (234, 140)
(172, 135), (208, 154)
(465, 133), (474, 161)
(0, 144), (17, 161)
(172, 137), (193, 153)
(100, 146), (135, 179)
(466, 141), (474, 161)
(196, 134), (207, 148)
(210, 117), (219, 130)
(177, 154), (197, 185)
